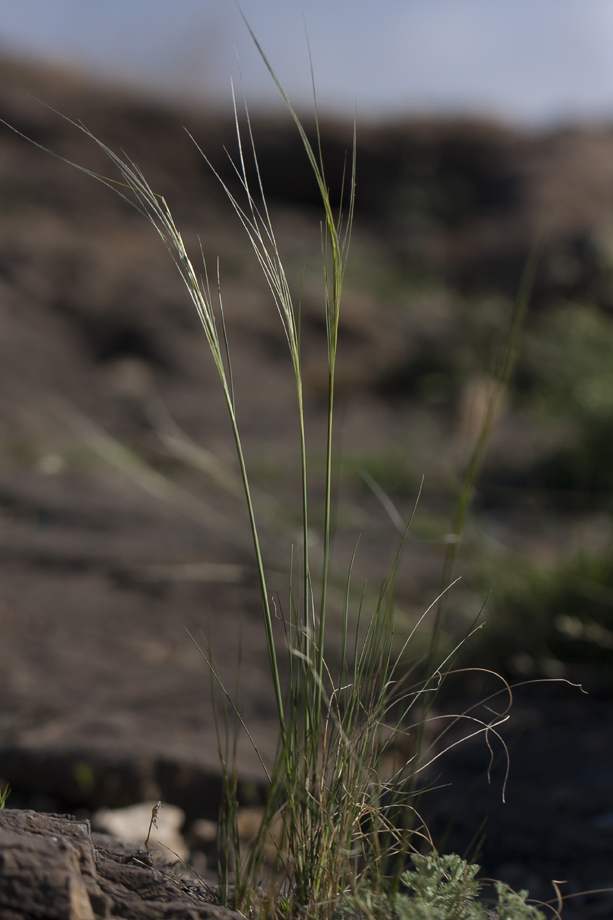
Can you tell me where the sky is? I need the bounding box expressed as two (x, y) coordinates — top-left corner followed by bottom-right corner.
(0, 0), (613, 125)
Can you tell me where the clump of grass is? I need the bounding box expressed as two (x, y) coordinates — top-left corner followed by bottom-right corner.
(8, 27), (561, 919)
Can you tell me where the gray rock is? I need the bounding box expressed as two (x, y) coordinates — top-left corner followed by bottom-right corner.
(0, 809), (240, 920)
(0, 810), (108, 919)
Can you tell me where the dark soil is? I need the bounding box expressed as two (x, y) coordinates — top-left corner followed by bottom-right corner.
(1, 54), (613, 918)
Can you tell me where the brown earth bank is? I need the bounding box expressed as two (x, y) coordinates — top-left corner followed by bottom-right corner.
(1, 54), (613, 918)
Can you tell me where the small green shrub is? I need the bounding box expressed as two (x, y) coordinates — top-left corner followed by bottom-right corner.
(335, 854), (545, 920)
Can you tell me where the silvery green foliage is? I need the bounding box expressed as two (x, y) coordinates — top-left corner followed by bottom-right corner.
(335, 854), (545, 920)
(400, 854), (483, 918)
(492, 882), (546, 920)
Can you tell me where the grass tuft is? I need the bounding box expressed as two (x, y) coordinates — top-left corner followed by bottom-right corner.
(5, 22), (575, 920)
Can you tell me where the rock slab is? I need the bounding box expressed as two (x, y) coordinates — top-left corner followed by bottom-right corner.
(0, 809), (239, 920)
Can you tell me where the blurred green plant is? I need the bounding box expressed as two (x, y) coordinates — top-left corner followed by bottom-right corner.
(354, 447), (418, 499)
(467, 549), (613, 683)
(521, 302), (613, 493)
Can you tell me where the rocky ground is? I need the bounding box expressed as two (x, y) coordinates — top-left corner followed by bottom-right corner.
(1, 54), (613, 917)
(0, 808), (240, 919)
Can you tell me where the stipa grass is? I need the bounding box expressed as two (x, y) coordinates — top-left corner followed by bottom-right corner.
(4, 34), (557, 920)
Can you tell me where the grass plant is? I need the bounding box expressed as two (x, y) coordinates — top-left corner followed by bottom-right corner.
(6, 30), (567, 920)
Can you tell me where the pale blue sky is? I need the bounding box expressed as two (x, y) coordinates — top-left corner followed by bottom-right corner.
(1, 0), (613, 124)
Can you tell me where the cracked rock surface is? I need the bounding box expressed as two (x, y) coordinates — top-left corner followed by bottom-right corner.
(0, 809), (239, 920)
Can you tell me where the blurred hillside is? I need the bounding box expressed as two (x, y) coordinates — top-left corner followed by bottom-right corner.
(2, 49), (613, 744)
